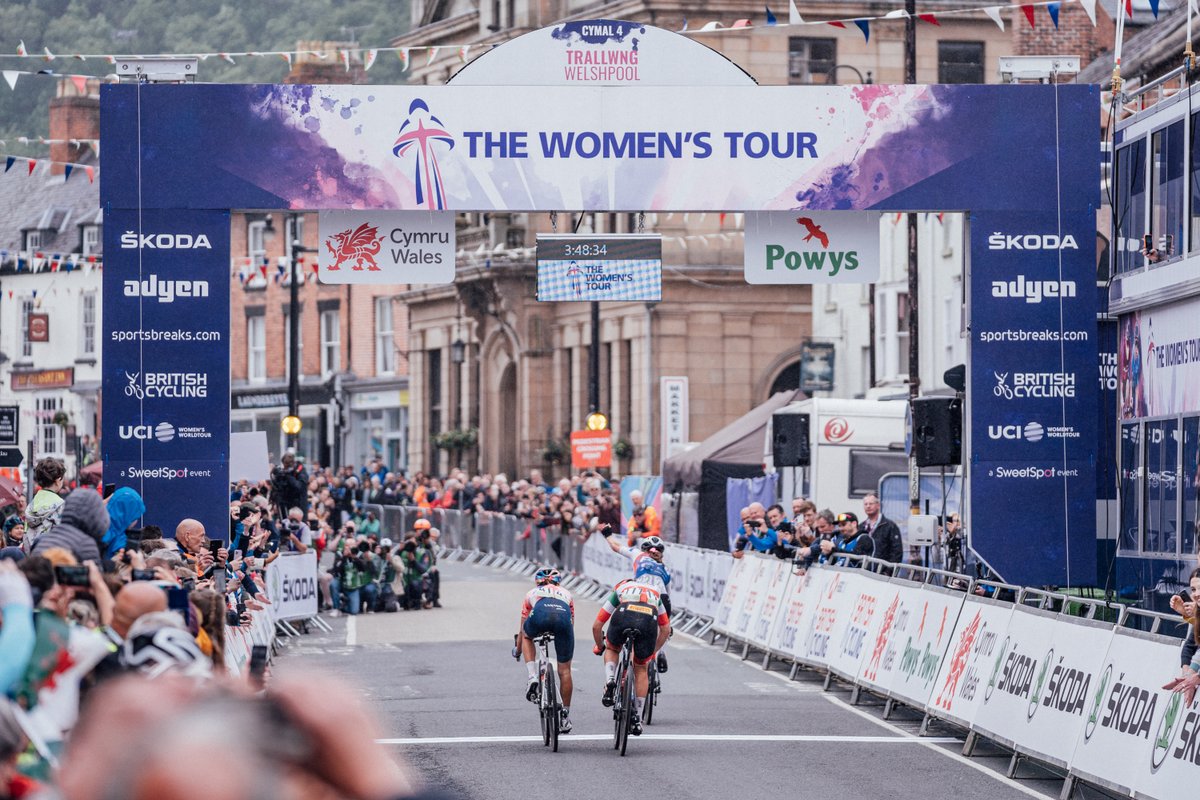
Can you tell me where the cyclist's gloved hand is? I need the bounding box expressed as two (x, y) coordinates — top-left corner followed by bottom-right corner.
(600, 525), (613, 538)
(593, 643), (604, 656)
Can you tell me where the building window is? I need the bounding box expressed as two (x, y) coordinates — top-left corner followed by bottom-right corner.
(80, 292), (96, 357)
(788, 38), (836, 84)
(247, 316), (266, 381)
(247, 219), (267, 263)
(1183, 416), (1200, 557)
(876, 291), (910, 379)
(1151, 120), (1185, 261)
(21, 299), (34, 359)
(285, 215), (305, 260)
(81, 225), (100, 257)
(937, 41), (985, 84)
(1116, 138), (1147, 274)
(375, 298), (395, 375)
(1119, 423), (1140, 553)
(23, 230), (42, 251)
(563, 347), (574, 431)
(428, 348), (442, 466)
(1143, 418), (1179, 555)
(37, 396), (62, 456)
(320, 309), (340, 377)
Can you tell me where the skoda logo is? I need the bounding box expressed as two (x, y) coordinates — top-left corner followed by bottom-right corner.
(1028, 648), (1054, 720)
(1084, 664), (1112, 741)
(1152, 691), (1184, 770)
(984, 635), (1010, 703)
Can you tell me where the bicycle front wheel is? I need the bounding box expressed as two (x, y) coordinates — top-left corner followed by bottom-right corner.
(545, 667), (560, 753)
(619, 663), (636, 756)
(539, 667), (551, 747)
(644, 662), (657, 725)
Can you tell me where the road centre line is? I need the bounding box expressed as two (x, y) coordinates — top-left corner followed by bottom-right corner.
(377, 734), (961, 745)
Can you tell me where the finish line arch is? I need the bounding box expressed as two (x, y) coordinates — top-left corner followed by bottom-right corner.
(100, 21), (1098, 587)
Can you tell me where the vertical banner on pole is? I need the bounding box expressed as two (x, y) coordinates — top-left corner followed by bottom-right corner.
(102, 209), (230, 541)
(660, 376), (689, 467)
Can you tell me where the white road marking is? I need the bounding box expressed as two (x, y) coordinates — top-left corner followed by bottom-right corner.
(346, 616), (357, 647)
(377, 734), (961, 745)
(821, 695), (1053, 800)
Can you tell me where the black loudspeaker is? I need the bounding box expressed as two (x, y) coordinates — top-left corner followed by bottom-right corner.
(912, 397), (962, 467)
(772, 413), (810, 467)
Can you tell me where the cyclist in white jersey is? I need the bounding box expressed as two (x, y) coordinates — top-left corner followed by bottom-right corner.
(602, 526), (673, 672)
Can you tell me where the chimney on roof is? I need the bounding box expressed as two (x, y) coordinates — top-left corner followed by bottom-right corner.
(286, 41), (367, 84)
(48, 78), (100, 176)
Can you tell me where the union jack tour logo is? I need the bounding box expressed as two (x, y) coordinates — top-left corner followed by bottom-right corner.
(393, 98), (455, 210)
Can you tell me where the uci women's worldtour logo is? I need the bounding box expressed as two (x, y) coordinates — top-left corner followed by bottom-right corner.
(324, 223), (383, 271)
(392, 99), (455, 210)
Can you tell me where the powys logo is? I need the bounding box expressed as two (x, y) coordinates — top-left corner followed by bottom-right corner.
(122, 276), (209, 303)
(392, 99), (455, 210)
(991, 276), (1076, 304)
(987, 232), (1079, 250)
(120, 231), (212, 249)
(823, 417), (852, 443)
(324, 223), (383, 271)
(764, 217), (858, 277)
(993, 372), (1076, 400)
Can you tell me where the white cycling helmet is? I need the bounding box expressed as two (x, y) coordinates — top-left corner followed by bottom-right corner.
(121, 616), (212, 680)
(640, 536), (665, 552)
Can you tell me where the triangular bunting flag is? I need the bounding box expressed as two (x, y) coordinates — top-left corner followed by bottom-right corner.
(1021, 4), (1037, 27)
(459, 45), (471, 62)
(64, 164), (73, 180)
(398, 48), (409, 71)
(983, 6), (1006, 30)
(280, 52), (293, 68)
(16, 41), (27, 57)
(1047, 2), (1060, 27)
(731, 19), (751, 28)
(3, 157), (12, 172)
(699, 21), (723, 31)
(827, 20), (846, 28)
(1077, 0), (1097, 24)
(917, 13), (940, 25)
(219, 53), (236, 64)
(788, 0), (803, 24)
(364, 49), (378, 71)
(765, 6), (777, 26)
(1191, 0), (1199, 15)
(854, 19), (870, 41)
(84, 165), (94, 183)
(1125, 0), (1133, 18)
(679, 17), (689, 32)
(426, 47), (441, 66)
(26, 159), (35, 175)
(2, 71), (18, 90)
(339, 49), (351, 71)
(1149, 0), (1160, 17)
(42, 47), (54, 62)
(70, 74), (86, 93)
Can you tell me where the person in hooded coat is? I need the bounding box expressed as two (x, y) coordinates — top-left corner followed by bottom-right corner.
(30, 491), (110, 565)
(100, 488), (145, 560)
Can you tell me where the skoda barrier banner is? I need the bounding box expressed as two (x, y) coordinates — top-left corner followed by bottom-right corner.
(970, 606), (1112, 767)
(1070, 629), (1181, 798)
(969, 208), (1098, 586)
(929, 596), (1015, 729)
(102, 209), (230, 541)
(744, 211), (880, 284)
(266, 552), (319, 621)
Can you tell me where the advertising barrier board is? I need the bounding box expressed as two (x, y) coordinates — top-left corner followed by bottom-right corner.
(731, 556), (779, 641)
(748, 559), (793, 650)
(928, 595), (1016, 729)
(970, 606), (1113, 767)
(767, 567), (826, 655)
(826, 570), (889, 680)
(794, 568), (857, 669)
(863, 584), (964, 711)
(266, 553), (319, 621)
(714, 556), (751, 633)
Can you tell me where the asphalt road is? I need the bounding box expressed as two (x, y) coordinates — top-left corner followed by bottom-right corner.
(279, 560), (1073, 800)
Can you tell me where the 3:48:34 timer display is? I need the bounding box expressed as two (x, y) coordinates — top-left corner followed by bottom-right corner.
(562, 243), (607, 257)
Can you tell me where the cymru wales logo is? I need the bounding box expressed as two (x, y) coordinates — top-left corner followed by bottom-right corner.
(324, 223), (383, 271)
(392, 98), (455, 210)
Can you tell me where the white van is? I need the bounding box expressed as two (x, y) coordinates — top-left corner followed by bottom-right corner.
(763, 398), (909, 514)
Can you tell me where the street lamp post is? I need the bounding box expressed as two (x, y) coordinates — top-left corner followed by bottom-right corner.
(285, 213), (317, 452)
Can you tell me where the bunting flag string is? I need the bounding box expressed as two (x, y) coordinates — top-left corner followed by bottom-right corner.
(0, 154), (98, 181)
(0, 0), (1138, 70)
(0, 249), (104, 274)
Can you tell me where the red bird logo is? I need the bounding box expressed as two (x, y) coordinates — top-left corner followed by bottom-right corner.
(324, 223), (383, 271)
(795, 217), (829, 249)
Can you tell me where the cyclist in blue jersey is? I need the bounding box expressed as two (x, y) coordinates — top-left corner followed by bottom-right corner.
(516, 567), (576, 733)
(601, 525), (672, 672)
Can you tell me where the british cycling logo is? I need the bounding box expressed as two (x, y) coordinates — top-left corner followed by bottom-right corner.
(993, 371), (1076, 400)
(125, 372), (208, 400)
(392, 99), (455, 210)
(324, 223), (383, 271)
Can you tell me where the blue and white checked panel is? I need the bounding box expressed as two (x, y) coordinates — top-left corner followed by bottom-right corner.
(537, 258), (661, 302)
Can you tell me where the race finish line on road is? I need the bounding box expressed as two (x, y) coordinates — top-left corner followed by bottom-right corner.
(377, 734), (960, 745)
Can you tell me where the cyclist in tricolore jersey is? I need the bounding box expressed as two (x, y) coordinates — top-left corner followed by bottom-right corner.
(591, 579), (671, 737)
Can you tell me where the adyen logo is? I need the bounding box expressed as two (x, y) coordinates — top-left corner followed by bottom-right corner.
(119, 422), (176, 442)
(990, 276), (1077, 304)
(120, 231), (212, 249)
(392, 99), (455, 210)
(764, 216), (859, 278)
(987, 232), (1079, 251)
(122, 276), (210, 303)
(324, 223), (383, 272)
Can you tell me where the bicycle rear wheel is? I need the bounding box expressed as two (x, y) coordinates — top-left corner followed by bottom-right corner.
(644, 661), (657, 725)
(545, 666), (560, 753)
(619, 659), (636, 756)
(539, 665), (550, 747)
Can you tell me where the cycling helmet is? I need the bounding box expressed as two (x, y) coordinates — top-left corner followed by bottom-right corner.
(121, 623), (212, 680)
(640, 536), (665, 552)
(535, 567), (562, 586)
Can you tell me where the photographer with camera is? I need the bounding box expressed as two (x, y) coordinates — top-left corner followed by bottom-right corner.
(393, 537), (431, 610)
(282, 508), (312, 554)
(792, 509), (836, 572)
(731, 502), (778, 559)
(270, 453), (310, 518)
(766, 504), (800, 560)
(817, 512), (875, 567)
(329, 538), (376, 616)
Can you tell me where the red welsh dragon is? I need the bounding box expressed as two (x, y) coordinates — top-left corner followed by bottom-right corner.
(325, 223), (383, 271)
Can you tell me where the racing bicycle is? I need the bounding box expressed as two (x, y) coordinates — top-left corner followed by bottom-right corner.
(610, 629), (639, 756)
(531, 633), (563, 752)
(643, 653), (660, 725)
